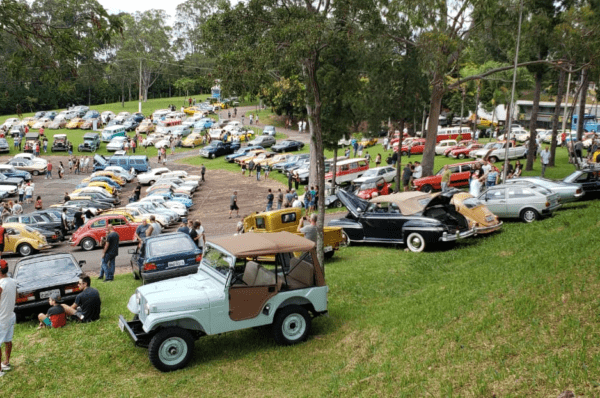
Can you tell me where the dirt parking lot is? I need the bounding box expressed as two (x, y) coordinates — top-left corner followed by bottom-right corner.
(0, 154), (290, 277)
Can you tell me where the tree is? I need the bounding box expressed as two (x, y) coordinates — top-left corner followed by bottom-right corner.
(173, 0), (226, 58)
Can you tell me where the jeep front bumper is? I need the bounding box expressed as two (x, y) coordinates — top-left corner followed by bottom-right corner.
(118, 315), (152, 348)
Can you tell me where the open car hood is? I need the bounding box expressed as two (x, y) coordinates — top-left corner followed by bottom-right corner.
(336, 189), (369, 217)
(94, 154), (107, 165)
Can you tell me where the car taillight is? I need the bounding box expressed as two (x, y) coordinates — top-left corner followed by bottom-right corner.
(545, 201), (550, 207)
(64, 283), (81, 294)
(195, 254), (202, 262)
(576, 188), (582, 194)
(16, 292), (35, 304)
(52, 234), (57, 239)
(144, 262), (157, 271)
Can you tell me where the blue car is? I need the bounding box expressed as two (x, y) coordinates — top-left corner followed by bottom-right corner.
(129, 233), (202, 284)
(147, 191), (193, 208)
(224, 145), (264, 163)
(0, 165), (31, 182)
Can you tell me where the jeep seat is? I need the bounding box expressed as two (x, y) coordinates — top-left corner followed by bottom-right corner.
(242, 261), (260, 285)
(286, 258), (315, 289)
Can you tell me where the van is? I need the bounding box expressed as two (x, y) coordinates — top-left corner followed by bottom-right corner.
(436, 126), (472, 143)
(324, 158), (369, 184)
(155, 119), (182, 135)
(93, 154), (150, 173)
(101, 125), (127, 142)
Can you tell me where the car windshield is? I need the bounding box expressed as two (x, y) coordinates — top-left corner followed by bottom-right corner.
(148, 236), (196, 257)
(15, 257), (79, 282)
(361, 169), (377, 178)
(201, 245), (233, 276)
(461, 197), (482, 209)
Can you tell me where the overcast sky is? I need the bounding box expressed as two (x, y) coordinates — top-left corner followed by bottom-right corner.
(97, 0), (186, 19)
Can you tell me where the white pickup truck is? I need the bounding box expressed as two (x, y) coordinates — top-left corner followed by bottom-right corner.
(471, 141), (527, 163)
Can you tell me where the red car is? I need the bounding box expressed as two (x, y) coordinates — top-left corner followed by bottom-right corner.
(442, 140), (476, 156)
(449, 143), (484, 159)
(356, 177), (392, 199)
(393, 138), (426, 155)
(69, 215), (141, 251)
(412, 160), (499, 192)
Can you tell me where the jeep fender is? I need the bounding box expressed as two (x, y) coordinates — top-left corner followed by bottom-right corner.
(275, 297), (315, 317)
(145, 314), (206, 336)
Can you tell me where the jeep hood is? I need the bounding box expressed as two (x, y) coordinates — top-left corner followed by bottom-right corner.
(138, 272), (224, 312)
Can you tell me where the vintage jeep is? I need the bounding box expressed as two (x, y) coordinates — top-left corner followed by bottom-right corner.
(119, 231), (328, 372)
(243, 207), (344, 258)
(78, 132), (101, 152)
(51, 134), (70, 152)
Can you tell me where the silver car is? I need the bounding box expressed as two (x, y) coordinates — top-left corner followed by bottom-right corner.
(502, 177), (583, 203)
(249, 135), (276, 147)
(353, 166), (397, 184)
(478, 183), (561, 223)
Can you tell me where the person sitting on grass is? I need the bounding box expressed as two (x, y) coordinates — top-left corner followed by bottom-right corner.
(37, 293), (66, 330)
(61, 274), (101, 323)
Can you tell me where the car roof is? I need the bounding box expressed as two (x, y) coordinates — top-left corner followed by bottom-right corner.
(210, 231), (314, 257)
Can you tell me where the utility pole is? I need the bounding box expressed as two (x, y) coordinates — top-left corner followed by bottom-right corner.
(561, 68), (572, 134)
(139, 58), (142, 113)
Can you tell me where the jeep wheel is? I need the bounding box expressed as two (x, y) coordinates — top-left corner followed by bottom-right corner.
(80, 237), (95, 251)
(273, 305), (311, 346)
(148, 327), (194, 372)
(406, 232), (426, 252)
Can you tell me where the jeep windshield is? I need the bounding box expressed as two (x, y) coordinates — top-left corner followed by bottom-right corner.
(202, 245), (233, 276)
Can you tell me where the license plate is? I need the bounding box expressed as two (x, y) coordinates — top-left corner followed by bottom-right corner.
(168, 259), (185, 267)
(324, 246), (333, 253)
(40, 289), (60, 299)
(485, 215), (494, 222)
(118, 318), (125, 332)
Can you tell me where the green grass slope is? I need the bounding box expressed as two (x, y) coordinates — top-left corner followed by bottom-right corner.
(2, 200), (599, 397)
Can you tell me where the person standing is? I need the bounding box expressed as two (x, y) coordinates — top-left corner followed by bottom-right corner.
(133, 183), (141, 202)
(176, 219), (190, 235)
(375, 153), (382, 167)
(0, 259), (16, 376)
(266, 189), (274, 211)
(411, 161), (422, 189)
(574, 140), (584, 164)
(24, 183), (34, 204)
(58, 162), (64, 179)
(402, 162), (413, 191)
(149, 215), (161, 236)
(45, 162), (53, 179)
(255, 162), (262, 181)
(194, 221), (205, 252)
(42, 137), (48, 153)
(201, 164), (206, 182)
(73, 208), (84, 231)
(131, 139), (136, 154)
(440, 165), (452, 192)
(60, 208), (69, 240)
(297, 214), (318, 243)
(100, 225), (119, 282)
(229, 191), (239, 218)
(277, 188), (284, 210)
(17, 186), (24, 204)
(469, 171), (484, 197)
(540, 145), (551, 177)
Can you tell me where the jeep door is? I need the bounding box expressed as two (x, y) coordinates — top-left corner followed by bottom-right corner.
(228, 261), (279, 322)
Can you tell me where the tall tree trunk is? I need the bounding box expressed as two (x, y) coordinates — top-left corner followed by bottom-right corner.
(577, 68), (589, 141)
(526, 70), (543, 171)
(421, 74), (444, 176)
(306, 60), (325, 269)
(395, 119), (405, 192)
(332, 146), (338, 187)
(550, 68), (566, 166)
(473, 82), (480, 133)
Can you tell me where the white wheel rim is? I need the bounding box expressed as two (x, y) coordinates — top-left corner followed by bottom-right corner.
(524, 210), (536, 222)
(83, 240), (94, 250)
(282, 313), (306, 341)
(20, 245), (31, 255)
(408, 234), (424, 251)
(158, 337), (188, 366)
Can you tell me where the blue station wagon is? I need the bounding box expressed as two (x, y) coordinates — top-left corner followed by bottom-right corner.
(129, 233), (202, 284)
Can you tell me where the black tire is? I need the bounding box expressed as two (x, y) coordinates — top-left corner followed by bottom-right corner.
(401, 151), (408, 156)
(32, 170), (39, 176)
(80, 237), (95, 251)
(272, 305), (311, 346)
(458, 153), (465, 159)
(148, 180), (155, 185)
(489, 156), (498, 163)
(324, 250), (335, 259)
(211, 153), (216, 159)
(406, 232), (426, 252)
(335, 200), (343, 208)
(421, 184), (433, 193)
(18, 243), (33, 257)
(132, 263), (140, 280)
(520, 208), (539, 223)
(148, 327), (195, 372)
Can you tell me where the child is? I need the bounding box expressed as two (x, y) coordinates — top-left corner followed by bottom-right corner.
(37, 293), (66, 329)
(34, 196), (43, 210)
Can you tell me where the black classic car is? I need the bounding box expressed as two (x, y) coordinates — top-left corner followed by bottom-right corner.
(328, 189), (475, 252)
(13, 253), (85, 318)
(271, 140), (304, 152)
(562, 167), (600, 199)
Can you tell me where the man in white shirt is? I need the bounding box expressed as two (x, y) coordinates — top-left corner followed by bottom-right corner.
(481, 160), (492, 174)
(412, 161), (422, 179)
(0, 260), (16, 376)
(540, 145), (551, 177)
(292, 198), (303, 208)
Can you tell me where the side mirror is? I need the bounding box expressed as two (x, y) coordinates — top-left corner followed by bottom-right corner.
(78, 260), (86, 266)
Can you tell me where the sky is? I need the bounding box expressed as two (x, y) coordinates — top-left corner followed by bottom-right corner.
(97, 0), (186, 19)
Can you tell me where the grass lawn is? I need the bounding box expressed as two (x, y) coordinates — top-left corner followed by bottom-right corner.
(3, 197), (600, 397)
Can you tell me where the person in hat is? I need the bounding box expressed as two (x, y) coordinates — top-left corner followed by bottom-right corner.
(37, 293), (66, 329)
(0, 259), (16, 375)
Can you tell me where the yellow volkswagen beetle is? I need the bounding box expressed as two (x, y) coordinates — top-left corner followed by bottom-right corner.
(182, 132), (205, 148)
(83, 172), (126, 186)
(451, 192), (503, 234)
(3, 223), (52, 256)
